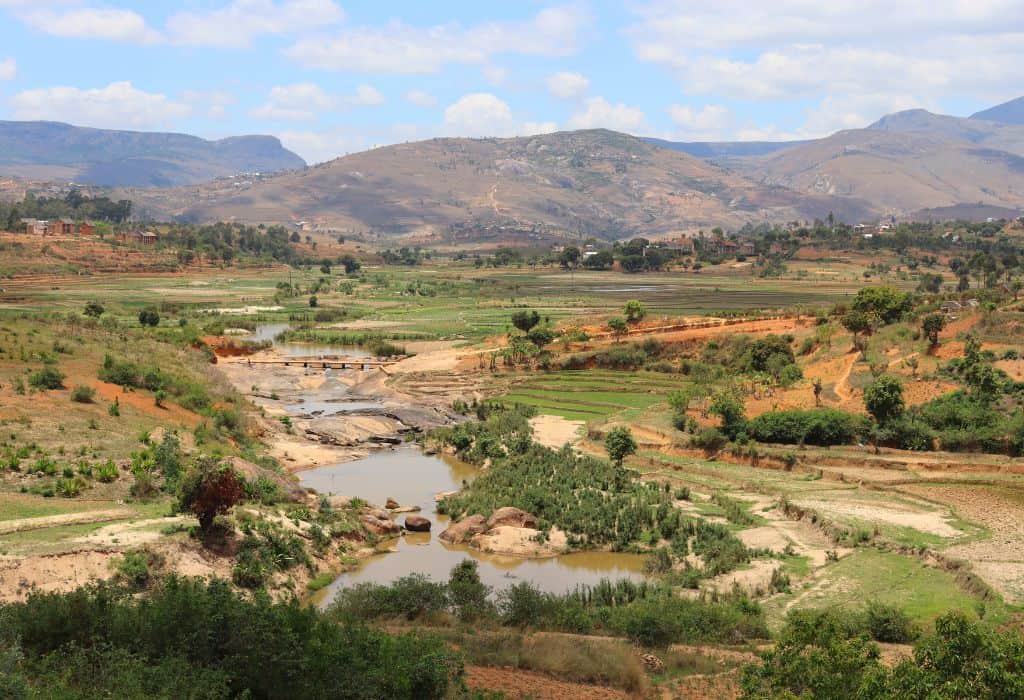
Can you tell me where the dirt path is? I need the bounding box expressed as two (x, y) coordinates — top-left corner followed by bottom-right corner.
(833, 352), (858, 402)
(0, 508), (133, 536)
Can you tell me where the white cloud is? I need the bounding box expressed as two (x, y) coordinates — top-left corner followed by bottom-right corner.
(567, 97), (646, 132)
(20, 7), (161, 44)
(252, 82), (383, 121)
(667, 104), (732, 139)
(482, 65), (508, 86)
(167, 0), (344, 48)
(405, 89), (437, 108)
(346, 84), (384, 106)
(285, 5), (591, 73)
(279, 128), (372, 164)
(546, 71), (589, 100)
(9, 81), (190, 129)
(801, 93), (924, 136)
(0, 57), (15, 81)
(630, 1), (1024, 104)
(442, 92), (554, 138)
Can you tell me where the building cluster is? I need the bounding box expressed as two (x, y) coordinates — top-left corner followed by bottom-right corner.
(20, 218), (95, 236)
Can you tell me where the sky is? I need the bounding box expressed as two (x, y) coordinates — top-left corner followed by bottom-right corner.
(0, 0), (1022, 164)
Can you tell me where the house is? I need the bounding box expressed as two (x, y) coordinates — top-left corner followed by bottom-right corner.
(20, 218), (48, 235)
(56, 219), (75, 235)
(78, 221), (95, 236)
(118, 230), (158, 245)
(662, 237), (695, 255)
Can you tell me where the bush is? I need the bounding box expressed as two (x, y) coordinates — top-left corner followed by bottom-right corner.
(70, 385), (96, 403)
(747, 408), (868, 446)
(691, 427), (728, 452)
(28, 367), (65, 390)
(1, 577), (462, 699)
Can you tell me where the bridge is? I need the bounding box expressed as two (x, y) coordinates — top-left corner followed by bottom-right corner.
(237, 354), (401, 371)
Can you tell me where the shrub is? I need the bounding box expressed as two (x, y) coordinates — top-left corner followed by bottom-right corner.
(176, 457), (244, 532)
(691, 427), (728, 452)
(28, 367), (65, 390)
(70, 385), (96, 403)
(747, 409), (868, 446)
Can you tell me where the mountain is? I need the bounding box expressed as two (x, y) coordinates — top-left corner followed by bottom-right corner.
(131, 129), (873, 241)
(641, 137), (808, 159)
(971, 96), (1024, 125)
(0, 121), (306, 188)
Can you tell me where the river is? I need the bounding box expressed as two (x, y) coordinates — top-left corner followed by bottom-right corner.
(245, 324), (648, 607)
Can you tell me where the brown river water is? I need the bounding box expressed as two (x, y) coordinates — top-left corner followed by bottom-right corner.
(303, 448), (647, 609)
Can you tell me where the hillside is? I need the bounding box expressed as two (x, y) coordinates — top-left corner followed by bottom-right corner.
(971, 96), (1024, 125)
(0, 121), (306, 188)
(131, 129), (873, 242)
(727, 110), (1024, 216)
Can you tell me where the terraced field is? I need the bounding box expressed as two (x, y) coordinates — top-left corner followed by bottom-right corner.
(499, 370), (687, 421)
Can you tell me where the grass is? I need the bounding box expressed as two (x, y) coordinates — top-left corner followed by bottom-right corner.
(0, 493), (110, 521)
(768, 548), (1009, 629)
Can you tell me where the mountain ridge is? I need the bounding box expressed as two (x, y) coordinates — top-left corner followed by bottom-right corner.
(0, 120), (306, 188)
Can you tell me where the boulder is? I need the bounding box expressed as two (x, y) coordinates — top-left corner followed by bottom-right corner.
(385, 497), (400, 509)
(486, 506), (538, 530)
(360, 513), (401, 536)
(392, 505), (421, 514)
(327, 495), (352, 509)
(438, 514), (487, 544)
(404, 515), (431, 532)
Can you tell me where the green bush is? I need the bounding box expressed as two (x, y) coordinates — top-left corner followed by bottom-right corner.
(2, 577), (462, 698)
(28, 367), (65, 390)
(747, 408), (868, 446)
(70, 384), (96, 403)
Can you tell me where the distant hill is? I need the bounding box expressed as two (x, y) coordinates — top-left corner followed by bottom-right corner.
(971, 96), (1024, 125)
(641, 137), (807, 159)
(0, 121), (306, 188)
(131, 129), (873, 241)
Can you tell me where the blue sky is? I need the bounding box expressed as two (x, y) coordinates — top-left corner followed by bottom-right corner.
(1, 1), (1022, 163)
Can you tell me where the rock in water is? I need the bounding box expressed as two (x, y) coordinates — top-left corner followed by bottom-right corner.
(438, 514), (487, 543)
(404, 515), (431, 532)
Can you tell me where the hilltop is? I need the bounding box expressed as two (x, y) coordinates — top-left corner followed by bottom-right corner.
(0, 120), (306, 188)
(132, 129), (872, 243)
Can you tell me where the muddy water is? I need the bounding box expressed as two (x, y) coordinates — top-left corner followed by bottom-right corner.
(304, 448), (647, 609)
(248, 323), (372, 359)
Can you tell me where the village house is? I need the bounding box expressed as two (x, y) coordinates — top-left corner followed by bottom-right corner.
(118, 230), (158, 245)
(661, 236), (695, 255)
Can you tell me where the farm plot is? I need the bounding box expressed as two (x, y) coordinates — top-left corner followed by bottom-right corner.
(499, 370), (687, 421)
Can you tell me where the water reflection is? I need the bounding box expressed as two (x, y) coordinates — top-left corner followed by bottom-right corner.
(248, 323), (372, 359)
(303, 449), (646, 608)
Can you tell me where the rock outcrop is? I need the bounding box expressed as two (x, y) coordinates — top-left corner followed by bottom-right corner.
(439, 514), (487, 544)
(486, 507), (538, 530)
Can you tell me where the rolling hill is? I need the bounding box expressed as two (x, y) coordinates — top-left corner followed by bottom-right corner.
(131, 129), (873, 242)
(0, 121), (306, 188)
(971, 96), (1024, 125)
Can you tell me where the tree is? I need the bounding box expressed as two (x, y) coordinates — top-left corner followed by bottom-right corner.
(319, 259), (331, 274)
(510, 310), (540, 334)
(607, 317), (628, 342)
(710, 392), (747, 438)
(624, 300), (647, 324)
(138, 309), (160, 327)
(558, 246), (581, 269)
(83, 301), (104, 317)
(526, 327), (555, 348)
(308, 295), (318, 308)
(864, 375), (904, 424)
(851, 286), (914, 325)
(841, 310), (872, 339)
(176, 457), (245, 533)
(921, 313), (946, 348)
(813, 378), (823, 407)
(604, 427), (637, 466)
(340, 254), (361, 274)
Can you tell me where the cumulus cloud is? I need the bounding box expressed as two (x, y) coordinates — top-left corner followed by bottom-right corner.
(252, 82), (384, 121)
(183, 89), (237, 120)
(666, 104), (732, 139)
(285, 5), (591, 73)
(0, 57), (15, 81)
(167, 0), (344, 48)
(566, 97), (646, 132)
(405, 89), (438, 108)
(20, 7), (161, 44)
(546, 71), (589, 100)
(9, 81), (190, 129)
(443, 92), (555, 138)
